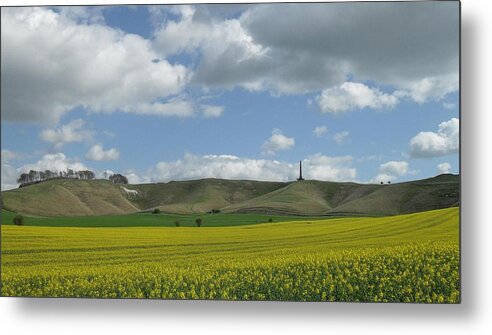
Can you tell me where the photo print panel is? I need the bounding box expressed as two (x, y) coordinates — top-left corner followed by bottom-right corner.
(0, 1), (460, 302)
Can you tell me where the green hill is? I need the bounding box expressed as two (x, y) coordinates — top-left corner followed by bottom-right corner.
(1, 179), (138, 217)
(0, 174), (459, 217)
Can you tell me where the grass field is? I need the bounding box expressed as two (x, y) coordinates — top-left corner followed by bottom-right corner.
(0, 210), (328, 227)
(1, 207), (460, 302)
(1, 175), (459, 217)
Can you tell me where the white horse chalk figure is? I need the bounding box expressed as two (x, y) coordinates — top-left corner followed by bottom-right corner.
(121, 186), (139, 199)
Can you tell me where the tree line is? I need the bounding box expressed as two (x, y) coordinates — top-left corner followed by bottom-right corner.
(17, 169), (96, 185)
(17, 169), (128, 187)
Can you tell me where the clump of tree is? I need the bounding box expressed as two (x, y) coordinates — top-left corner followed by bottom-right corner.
(268, 218), (273, 223)
(13, 214), (24, 226)
(195, 218), (203, 227)
(109, 173), (128, 184)
(208, 209), (221, 214)
(17, 169), (96, 187)
(152, 208), (160, 214)
(174, 220), (180, 227)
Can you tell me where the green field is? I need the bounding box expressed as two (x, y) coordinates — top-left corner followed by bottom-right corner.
(0, 210), (328, 227)
(1, 207), (460, 302)
(1, 175), (459, 217)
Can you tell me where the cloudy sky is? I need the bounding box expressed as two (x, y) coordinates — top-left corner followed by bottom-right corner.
(0, 2), (459, 190)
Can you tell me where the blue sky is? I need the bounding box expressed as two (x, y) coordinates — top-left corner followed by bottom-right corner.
(1, 3), (459, 190)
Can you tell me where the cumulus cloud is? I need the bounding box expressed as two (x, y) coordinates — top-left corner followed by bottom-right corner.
(1, 149), (24, 163)
(126, 172), (152, 185)
(379, 161), (409, 176)
(437, 162), (451, 174)
(410, 118), (459, 158)
(40, 119), (94, 148)
(261, 129), (295, 155)
(443, 102), (456, 110)
(372, 160), (409, 183)
(241, 2), (458, 96)
(149, 153), (356, 182)
(201, 105), (225, 118)
(313, 126), (328, 138)
(316, 82), (399, 114)
(303, 154), (356, 181)
(333, 131), (349, 144)
(150, 2), (458, 98)
(1, 7), (189, 124)
(1, 163), (19, 190)
(86, 144), (120, 161)
(18, 153), (89, 174)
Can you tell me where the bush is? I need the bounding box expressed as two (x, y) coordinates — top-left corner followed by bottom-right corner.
(13, 214), (24, 226)
(152, 208), (160, 214)
(195, 218), (203, 227)
(174, 220), (180, 227)
(268, 218), (273, 223)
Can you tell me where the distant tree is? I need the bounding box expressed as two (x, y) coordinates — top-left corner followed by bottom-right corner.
(388, 181), (391, 184)
(152, 208), (160, 214)
(39, 171), (46, 181)
(380, 181), (384, 185)
(28, 170), (37, 183)
(85, 170), (95, 180)
(17, 173), (29, 185)
(210, 209), (221, 214)
(268, 218), (273, 223)
(44, 170), (55, 180)
(195, 218), (203, 227)
(13, 214), (24, 226)
(109, 174), (128, 184)
(174, 220), (180, 227)
(67, 169), (75, 179)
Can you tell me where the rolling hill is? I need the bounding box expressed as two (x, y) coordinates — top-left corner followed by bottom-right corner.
(0, 174), (459, 217)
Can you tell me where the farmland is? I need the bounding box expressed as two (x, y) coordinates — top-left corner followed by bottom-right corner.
(1, 207), (460, 302)
(0, 210), (328, 228)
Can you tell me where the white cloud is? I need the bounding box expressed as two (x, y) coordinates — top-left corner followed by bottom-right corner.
(410, 118), (459, 158)
(19, 153), (89, 174)
(379, 161), (409, 176)
(316, 82), (399, 114)
(313, 126), (328, 138)
(126, 172), (152, 185)
(149, 153), (356, 183)
(403, 74), (459, 103)
(1, 7), (189, 124)
(40, 119), (94, 148)
(333, 131), (349, 144)
(125, 99), (195, 117)
(201, 105), (225, 118)
(303, 154), (356, 181)
(1, 163), (19, 190)
(151, 3), (458, 98)
(261, 129), (295, 155)
(437, 162), (451, 174)
(86, 144), (120, 161)
(372, 160), (409, 183)
(443, 102), (456, 110)
(1, 149), (23, 163)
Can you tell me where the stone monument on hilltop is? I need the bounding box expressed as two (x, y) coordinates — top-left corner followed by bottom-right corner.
(297, 160), (305, 181)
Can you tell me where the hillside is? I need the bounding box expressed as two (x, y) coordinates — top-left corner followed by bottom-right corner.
(0, 174), (459, 217)
(1, 179), (139, 217)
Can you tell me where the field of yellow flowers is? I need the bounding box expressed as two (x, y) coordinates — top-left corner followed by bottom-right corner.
(1, 207), (459, 302)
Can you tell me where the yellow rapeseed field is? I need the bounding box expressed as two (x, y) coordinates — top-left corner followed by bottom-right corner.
(1, 207), (459, 302)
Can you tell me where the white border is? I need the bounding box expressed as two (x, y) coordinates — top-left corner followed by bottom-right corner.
(2, 1), (491, 334)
